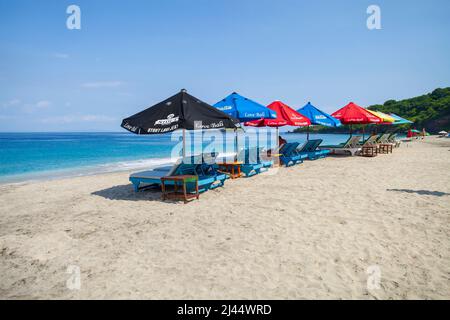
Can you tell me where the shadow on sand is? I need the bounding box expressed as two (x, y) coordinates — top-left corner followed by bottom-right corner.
(387, 189), (450, 197)
(91, 184), (163, 202)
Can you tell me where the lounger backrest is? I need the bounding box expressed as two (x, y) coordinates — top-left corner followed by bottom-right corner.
(376, 133), (390, 143)
(234, 148), (260, 164)
(259, 145), (278, 162)
(286, 142), (300, 155)
(298, 140), (314, 153)
(279, 143), (292, 155)
(181, 155), (202, 165)
(339, 136), (352, 147)
(235, 148), (246, 163)
(362, 135), (379, 146)
(165, 159), (183, 176)
(299, 139), (323, 152)
(175, 163), (199, 175)
(388, 133), (397, 142)
(170, 153), (218, 176)
(256, 147), (265, 163)
(382, 133), (391, 142)
(345, 136), (362, 148)
(241, 147), (258, 164)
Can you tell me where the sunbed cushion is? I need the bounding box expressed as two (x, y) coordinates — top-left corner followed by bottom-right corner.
(153, 165), (174, 172)
(130, 170), (169, 179)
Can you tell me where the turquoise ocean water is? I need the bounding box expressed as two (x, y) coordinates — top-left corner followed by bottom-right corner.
(0, 132), (350, 183)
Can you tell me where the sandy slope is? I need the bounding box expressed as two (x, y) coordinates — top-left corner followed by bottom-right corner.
(0, 137), (449, 299)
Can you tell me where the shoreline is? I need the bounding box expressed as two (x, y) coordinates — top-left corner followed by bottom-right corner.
(0, 157), (175, 186)
(0, 137), (449, 299)
(0, 132), (348, 186)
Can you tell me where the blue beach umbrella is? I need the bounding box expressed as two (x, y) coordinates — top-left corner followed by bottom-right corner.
(389, 113), (414, 125)
(297, 102), (341, 140)
(213, 92), (276, 122)
(214, 92), (276, 159)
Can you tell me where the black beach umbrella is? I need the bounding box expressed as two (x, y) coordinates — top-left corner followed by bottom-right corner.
(121, 89), (241, 157)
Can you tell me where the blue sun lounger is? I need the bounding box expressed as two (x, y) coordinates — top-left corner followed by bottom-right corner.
(279, 143), (307, 167)
(257, 147), (274, 169)
(295, 139), (330, 160)
(129, 153), (227, 193)
(238, 147), (265, 177)
(218, 148), (269, 177)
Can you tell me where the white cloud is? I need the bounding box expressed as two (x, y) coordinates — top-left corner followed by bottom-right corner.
(82, 81), (125, 88)
(53, 53), (70, 59)
(21, 100), (52, 113)
(40, 114), (117, 124)
(35, 100), (52, 108)
(2, 99), (21, 108)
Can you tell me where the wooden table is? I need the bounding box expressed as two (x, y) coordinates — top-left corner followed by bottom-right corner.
(217, 162), (243, 179)
(379, 144), (393, 154)
(361, 145), (378, 157)
(161, 175), (199, 204)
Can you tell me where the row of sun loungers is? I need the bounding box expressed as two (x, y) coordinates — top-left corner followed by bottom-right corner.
(277, 140), (331, 166)
(319, 133), (402, 156)
(129, 134), (402, 198)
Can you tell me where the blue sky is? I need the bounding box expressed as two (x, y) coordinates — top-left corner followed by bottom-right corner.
(0, 0), (449, 132)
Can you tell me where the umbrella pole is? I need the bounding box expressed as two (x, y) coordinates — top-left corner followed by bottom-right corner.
(362, 125), (365, 141)
(276, 127), (279, 149)
(234, 128), (238, 162)
(349, 125), (352, 137)
(307, 126), (310, 141)
(182, 129), (186, 159)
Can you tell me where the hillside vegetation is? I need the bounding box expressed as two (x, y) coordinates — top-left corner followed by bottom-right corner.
(368, 87), (450, 133)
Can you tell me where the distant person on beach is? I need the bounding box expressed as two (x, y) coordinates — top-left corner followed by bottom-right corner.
(407, 129), (413, 139)
(422, 128), (426, 139)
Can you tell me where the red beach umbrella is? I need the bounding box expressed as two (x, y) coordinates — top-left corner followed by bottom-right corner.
(245, 101), (311, 157)
(331, 102), (382, 124)
(332, 102), (383, 138)
(245, 101), (311, 127)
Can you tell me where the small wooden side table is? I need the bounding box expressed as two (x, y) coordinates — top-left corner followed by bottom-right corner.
(361, 146), (378, 157)
(161, 175), (199, 204)
(379, 144), (393, 154)
(217, 162), (243, 179)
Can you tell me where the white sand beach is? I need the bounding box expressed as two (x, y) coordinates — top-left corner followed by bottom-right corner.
(0, 137), (449, 300)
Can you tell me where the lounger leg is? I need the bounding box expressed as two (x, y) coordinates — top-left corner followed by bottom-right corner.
(161, 180), (166, 200)
(183, 182), (187, 204)
(196, 180), (199, 200)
